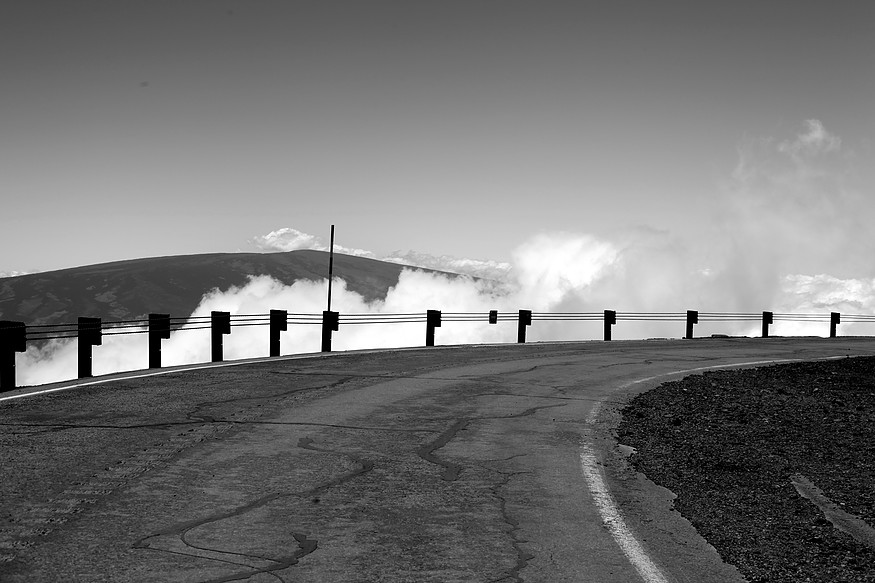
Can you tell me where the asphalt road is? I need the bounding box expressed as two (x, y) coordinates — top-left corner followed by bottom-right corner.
(2, 337), (874, 582)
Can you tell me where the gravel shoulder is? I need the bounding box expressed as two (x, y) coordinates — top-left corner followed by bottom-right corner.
(617, 355), (875, 583)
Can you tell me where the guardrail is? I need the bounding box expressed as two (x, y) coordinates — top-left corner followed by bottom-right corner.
(1, 309), (873, 391)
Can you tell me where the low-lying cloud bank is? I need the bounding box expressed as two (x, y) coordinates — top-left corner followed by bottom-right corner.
(249, 227), (511, 280)
(15, 119), (875, 385)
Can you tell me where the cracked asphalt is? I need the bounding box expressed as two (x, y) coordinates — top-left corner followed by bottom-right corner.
(2, 337), (874, 582)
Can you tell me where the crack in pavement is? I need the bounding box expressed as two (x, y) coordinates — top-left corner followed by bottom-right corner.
(488, 471), (536, 583)
(1, 420), (242, 555)
(416, 403), (567, 482)
(408, 402), (567, 580)
(476, 390), (627, 407)
(0, 421), (209, 432)
(183, 376), (356, 424)
(0, 420), (435, 434)
(132, 435), (373, 581)
(416, 419), (470, 481)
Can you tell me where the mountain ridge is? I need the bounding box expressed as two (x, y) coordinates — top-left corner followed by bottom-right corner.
(0, 250), (448, 327)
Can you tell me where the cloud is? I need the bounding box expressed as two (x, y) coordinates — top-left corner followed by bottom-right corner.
(250, 227), (322, 252)
(717, 118), (871, 288)
(382, 250), (512, 280)
(509, 232), (618, 307)
(778, 119), (842, 157)
(250, 227), (375, 258)
(251, 227), (513, 280)
(770, 274), (875, 336)
(780, 274), (875, 313)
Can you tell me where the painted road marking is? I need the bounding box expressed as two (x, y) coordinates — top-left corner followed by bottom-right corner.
(579, 355), (851, 583)
(580, 414), (671, 583)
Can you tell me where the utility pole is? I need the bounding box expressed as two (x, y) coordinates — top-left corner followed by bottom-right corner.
(327, 225), (335, 311)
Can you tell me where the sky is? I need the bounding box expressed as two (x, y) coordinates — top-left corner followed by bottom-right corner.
(4, 1), (875, 383)
(2, 0), (873, 276)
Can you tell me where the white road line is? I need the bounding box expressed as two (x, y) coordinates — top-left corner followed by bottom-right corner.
(578, 355), (851, 583)
(580, 409), (671, 583)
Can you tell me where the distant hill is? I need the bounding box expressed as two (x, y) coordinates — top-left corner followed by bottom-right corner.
(0, 250), (436, 327)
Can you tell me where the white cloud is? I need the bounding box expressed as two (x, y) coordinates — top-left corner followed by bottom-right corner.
(780, 274), (875, 313)
(382, 250), (512, 280)
(250, 227), (323, 252)
(778, 119), (841, 157)
(251, 227), (512, 280)
(768, 274), (875, 336)
(249, 227), (376, 258)
(510, 232), (618, 307)
(716, 118), (871, 289)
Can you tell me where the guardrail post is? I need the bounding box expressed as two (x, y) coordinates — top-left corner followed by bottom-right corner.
(488, 310), (498, 324)
(0, 321), (26, 391)
(830, 312), (840, 338)
(211, 311), (231, 362)
(604, 310), (617, 341)
(321, 311), (339, 352)
(148, 314), (171, 368)
(426, 310), (441, 347)
(685, 310), (698, 340)
(762, 311), (773, 338)
(270, 310), (287, 357)
(78, 317), (102, 378)
(517, 310), (532, 343)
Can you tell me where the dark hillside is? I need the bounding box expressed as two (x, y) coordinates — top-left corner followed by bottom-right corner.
(0, 250), (431, 326)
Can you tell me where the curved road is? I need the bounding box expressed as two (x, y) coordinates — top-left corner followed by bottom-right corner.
(2, 337), (873, 582)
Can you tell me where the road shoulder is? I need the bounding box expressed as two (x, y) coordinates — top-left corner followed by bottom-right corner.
(589, 375), (750, 583)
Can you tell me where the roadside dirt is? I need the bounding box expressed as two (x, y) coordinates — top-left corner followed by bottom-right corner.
(617, 356), (875, 583)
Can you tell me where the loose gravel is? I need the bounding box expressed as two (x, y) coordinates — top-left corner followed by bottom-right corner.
(617, 355), (875, 583)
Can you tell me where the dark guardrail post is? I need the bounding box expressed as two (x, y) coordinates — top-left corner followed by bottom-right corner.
(488, 310), (498, 324)
(322, 311), (339, 352)
(685, 310), (698, 340)
(762, 311), (773, 338)
(426, 310), (441, 347)
(517, 310), (532, 344)
(148, 313), (171, 368)
(270, 309), (288, 357)
(78, 317), (102, 378)
(604, 310), (617, 341)
(211, 311), (231, 362)
(0, 321), (26, 391)
(830, 312), (840, 338)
